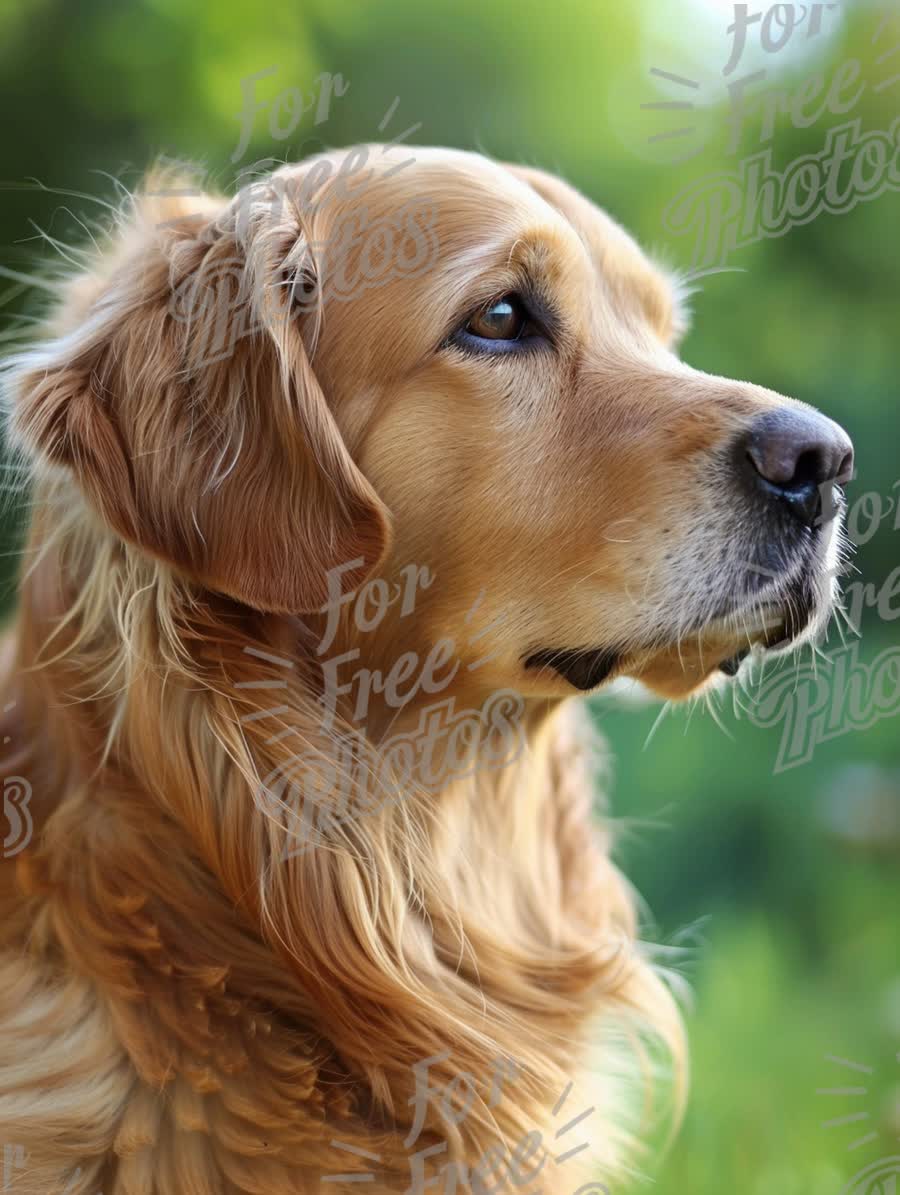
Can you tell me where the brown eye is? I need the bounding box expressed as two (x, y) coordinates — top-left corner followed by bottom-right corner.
(465, 295), (528, 341)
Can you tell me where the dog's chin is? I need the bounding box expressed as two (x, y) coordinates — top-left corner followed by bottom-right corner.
(524, 555), (838, 700)
(630, 568), (835, 700)
(628, 628), (793, 700)
(523, 618), (805, 700)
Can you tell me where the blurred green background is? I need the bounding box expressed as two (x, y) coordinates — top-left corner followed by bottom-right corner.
(1, 0), (898, 1190)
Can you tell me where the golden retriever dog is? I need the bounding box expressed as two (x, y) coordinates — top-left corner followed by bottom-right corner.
(0, 145), (852, 1194)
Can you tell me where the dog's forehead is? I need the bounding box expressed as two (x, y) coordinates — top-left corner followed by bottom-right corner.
(313, 146), (679, 337)
(504, 163), (682, 339)
(280, 146), (682, 358)
(379, 150), (592, 283)
(374, 149), (665, 267)
(283, 146), (592, 260)
(314, 146), (572, 239)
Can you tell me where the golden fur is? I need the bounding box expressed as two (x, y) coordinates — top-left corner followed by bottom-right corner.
(0, 145), (844, 1193)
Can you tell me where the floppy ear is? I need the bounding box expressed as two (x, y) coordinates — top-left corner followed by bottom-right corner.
(7, 171), (391, 613)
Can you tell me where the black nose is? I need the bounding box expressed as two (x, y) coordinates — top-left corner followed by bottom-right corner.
(744, 408), (854, 526)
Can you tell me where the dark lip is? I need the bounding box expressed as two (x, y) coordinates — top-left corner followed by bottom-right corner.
(524, 646), (621, 691)
(719, 649), (750, 676)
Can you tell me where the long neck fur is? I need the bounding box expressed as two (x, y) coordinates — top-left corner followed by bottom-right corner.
(0, 477), (683, 1195)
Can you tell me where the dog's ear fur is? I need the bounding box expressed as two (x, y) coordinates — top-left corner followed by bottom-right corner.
(7, 168), (390, 613)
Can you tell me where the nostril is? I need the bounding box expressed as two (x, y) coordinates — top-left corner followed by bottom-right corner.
(743, 407), (855, 527)
(791, 448), (826, 488)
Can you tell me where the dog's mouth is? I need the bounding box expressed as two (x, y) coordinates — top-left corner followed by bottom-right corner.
(524, 525), (838, 696)
(524, 613), (803, 695)
(524, 624), (790, 694)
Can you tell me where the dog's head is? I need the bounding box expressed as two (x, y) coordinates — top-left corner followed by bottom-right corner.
(8, 145), (853, 702)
